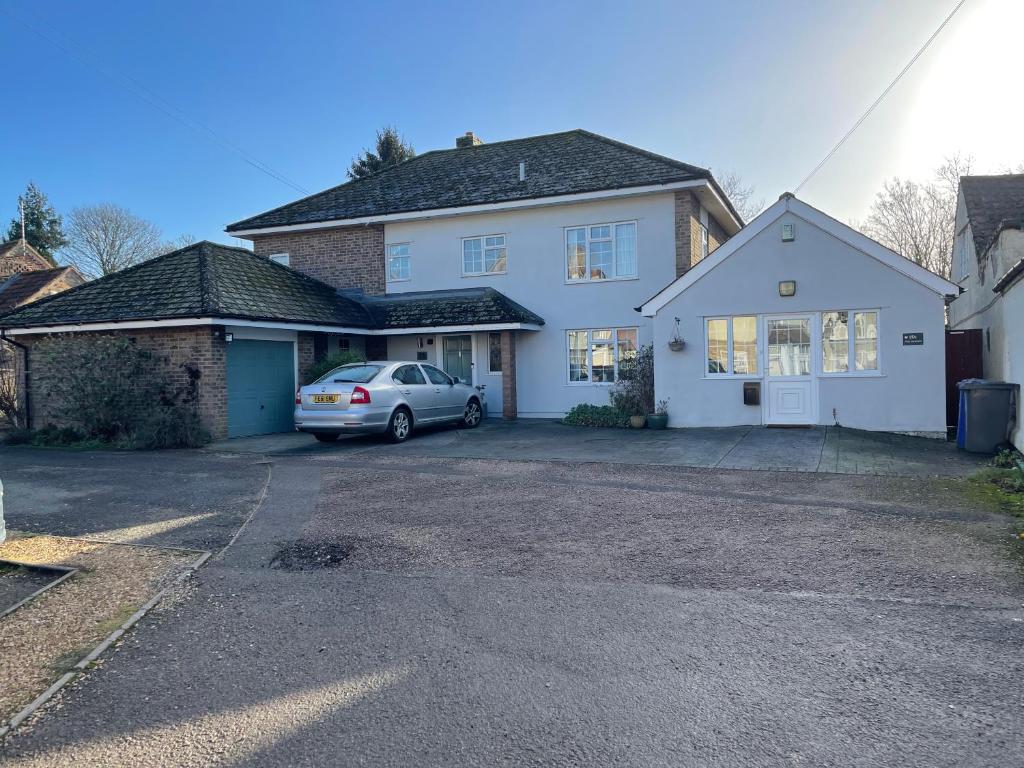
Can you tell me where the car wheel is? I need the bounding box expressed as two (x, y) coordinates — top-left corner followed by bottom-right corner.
(460, 398), (482, 429)
(313, 432), (340, 443)
(388, 408), (412, 443)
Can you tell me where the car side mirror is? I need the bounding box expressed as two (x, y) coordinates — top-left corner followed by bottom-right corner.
(451, 377), (460, 385)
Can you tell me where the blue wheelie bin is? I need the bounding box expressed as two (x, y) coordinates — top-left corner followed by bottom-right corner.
(956, 379), (1020, 453)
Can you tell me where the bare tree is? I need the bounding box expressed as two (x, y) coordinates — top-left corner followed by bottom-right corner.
(863, 155), (973, 279)
(717, 171), (764, 224)
(62, 204), (163, 278)
(157, 233), (198, 256)
(0, 341), (25, 428)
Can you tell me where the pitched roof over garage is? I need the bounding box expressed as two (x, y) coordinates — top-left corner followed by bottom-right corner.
(0, 241), (544, 334)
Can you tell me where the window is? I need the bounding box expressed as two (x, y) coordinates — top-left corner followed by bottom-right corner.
(699, 207), (710, 261)
(705, 317), (758, 376)
(387, 243), (410, 281)
(463, 234), (507, 275)
(422, 364), (453, 386)
(392, 364), (426, 385)
(488, 332), (502, 373)
(268, 253), (290, 266)
(565, 222), (637, 281)
(567, 328), (638, 383)
(315, 364), (382, 384)
(821, 310), (879, 374)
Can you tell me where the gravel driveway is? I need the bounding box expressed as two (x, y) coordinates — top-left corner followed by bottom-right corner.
(2, 452), (1022, 767)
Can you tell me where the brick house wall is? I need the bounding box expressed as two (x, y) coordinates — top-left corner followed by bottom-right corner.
(674, 190), (729, 277)
(250, 225), (386, 295)
(17, 326), (228, 440)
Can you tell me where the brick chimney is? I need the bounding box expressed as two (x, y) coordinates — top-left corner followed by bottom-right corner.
(455, 131), (483, 148)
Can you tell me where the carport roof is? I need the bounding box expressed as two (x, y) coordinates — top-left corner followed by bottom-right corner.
(0, 242), (544, 333)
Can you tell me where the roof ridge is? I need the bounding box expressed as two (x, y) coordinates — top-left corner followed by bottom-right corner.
(573, 129), (711, 178)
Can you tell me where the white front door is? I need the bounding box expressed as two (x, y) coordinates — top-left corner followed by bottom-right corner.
(764, 315), (816, 425)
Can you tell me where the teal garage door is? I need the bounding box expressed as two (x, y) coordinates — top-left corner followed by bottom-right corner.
(226, 340), (296, 438)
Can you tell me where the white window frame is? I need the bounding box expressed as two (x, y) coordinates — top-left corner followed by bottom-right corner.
(487, 331), (503, 374)
(819, 309), (882, 377)
(564, 220), (638, 283)
(462, 234), (508, 276)
(703, 316), (759, 378)
(565, 327), (638, 385)
(699, 206), (710, 261)
(268, 252), (290, 266)
(386, 243), (411, 282)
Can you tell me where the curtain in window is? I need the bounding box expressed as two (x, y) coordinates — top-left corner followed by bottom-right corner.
(707, 319), (728, 374)
(854, 312), (878, 370)
(614, 223), (636, 277)
(568, 331), (589, 381)
(821, 311), (849, 373)
(566, 229), (586, 280)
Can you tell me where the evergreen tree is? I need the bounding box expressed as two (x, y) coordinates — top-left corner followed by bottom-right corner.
(348, 127), (415, 180)
(6, 182), (66, 265)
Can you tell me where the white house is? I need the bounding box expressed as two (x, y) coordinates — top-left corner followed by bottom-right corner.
(948, 174), (1024, 450)
(640, 194), (959, 436)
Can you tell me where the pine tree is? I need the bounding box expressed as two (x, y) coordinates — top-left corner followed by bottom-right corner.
(6, 182), (67, 265)
(348, 127), (415, 180)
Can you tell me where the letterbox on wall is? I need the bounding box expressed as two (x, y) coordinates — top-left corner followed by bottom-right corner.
(743, 381), (760, 406)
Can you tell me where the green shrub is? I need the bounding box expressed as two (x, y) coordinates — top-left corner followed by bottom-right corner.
(993, 448), (1024, 470)
(32, 424), (84, 446)
(610, 344), (655, 416)
(303, 351), (366, 385)
(2, 428), (33, 445)
(127, 404), (208, 449)
(562, 404), (629, 428)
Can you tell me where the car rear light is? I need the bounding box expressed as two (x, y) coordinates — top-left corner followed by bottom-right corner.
(295, 389), (301, 405)
(350, 386), (371, 404)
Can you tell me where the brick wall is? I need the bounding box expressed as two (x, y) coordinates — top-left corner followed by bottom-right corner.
(0, 247), (51, 279)
(500, 330), (517, 420)
(250, 224), (386, 295)
(19, 326), (228, 440)
(674, 190), (730, 276)
(297, 332), (316, 383)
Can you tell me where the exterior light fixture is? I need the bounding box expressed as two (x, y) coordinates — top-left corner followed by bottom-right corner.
(779, 280), (796, 297)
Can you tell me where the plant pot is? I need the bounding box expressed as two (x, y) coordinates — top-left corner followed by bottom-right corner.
(646, 413), (668, 430)
(629, 415), (647, 429)
(668, 339), (685, 352)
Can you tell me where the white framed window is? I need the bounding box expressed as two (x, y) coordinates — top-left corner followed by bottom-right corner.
(699, 206), (710, 261)
(565, 221), (637, 281)
(821, 310), (879, 374)
(705, 316), (758, 376)
(463, 234), (507, 275)
(268, 253), (290, 266)
(567, 327), (638, 383)
(487, 332), (502, 373)
(387, 243), (410, 282)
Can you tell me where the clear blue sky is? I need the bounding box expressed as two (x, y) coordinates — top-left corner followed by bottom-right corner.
(2, 0), (1020, 249)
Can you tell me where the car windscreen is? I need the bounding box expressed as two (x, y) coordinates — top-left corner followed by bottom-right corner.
(316, 364), (382, 384)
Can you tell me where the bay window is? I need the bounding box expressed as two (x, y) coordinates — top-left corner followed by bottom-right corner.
(566, 221), (637, 281)
(705, 316), (758, 376)
(821, 310), (878, 373)
(567, 328), (638, 383)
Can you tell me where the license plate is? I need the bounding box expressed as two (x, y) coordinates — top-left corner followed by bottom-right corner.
(312, 394), (339, 404)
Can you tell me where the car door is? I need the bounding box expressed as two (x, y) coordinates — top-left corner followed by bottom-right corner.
(391, 364), (436, 422)
(421, 364), (462, 419)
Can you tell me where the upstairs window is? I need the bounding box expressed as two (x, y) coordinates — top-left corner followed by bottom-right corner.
(463, 234), (507, 275)
(387, 243), (410, 281)
(566, 221), (637, 281)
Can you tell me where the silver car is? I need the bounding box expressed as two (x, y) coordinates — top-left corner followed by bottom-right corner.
(295, 361), (485, 443)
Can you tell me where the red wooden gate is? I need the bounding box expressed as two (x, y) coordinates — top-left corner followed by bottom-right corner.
(945, 328), (983, 430)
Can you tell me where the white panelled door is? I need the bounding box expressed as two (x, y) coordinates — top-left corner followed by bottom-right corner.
(764, 315), (816, 425)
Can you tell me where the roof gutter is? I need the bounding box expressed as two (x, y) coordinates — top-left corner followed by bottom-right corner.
(227, 180), (726, 238)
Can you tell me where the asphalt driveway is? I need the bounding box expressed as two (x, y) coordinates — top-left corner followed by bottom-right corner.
(207, 420), (986, 477)
(1, 445), (1021, 767)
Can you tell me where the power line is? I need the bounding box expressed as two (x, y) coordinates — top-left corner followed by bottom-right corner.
(794, 0), (968, 194)
(1, 7), (311, 196)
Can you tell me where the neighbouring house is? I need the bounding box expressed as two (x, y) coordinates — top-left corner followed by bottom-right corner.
(0, 129), (741, 440)
(948, 174), (1024, 451)
(640, 194), (959, 436)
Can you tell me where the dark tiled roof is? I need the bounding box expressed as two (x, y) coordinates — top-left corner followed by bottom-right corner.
(228, 129), (732, 231)
(0, 240), (51, 272)
(961, 174), (1024, 255)
(993, 257), (1024, 294)
(0, 242), (374, 329)
(0, 243), (545, 332)
(364, 288), (544, 329)
(0, 267), (82, 314)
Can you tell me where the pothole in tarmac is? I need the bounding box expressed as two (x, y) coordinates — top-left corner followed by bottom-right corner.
(269, 539), (355, 571)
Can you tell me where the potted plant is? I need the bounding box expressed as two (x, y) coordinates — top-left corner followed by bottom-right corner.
(647, 399), (669, 430)
(610, 345), (655, 430)
(629, 412), (647, 429)
(668, 318), (685, 352)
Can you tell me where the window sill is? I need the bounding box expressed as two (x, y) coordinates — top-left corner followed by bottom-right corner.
(386, 277), (411, 283)
(565, 275), (639, 285)
(702, 375), (762, 380)
(462, 271), (507, 278)
(819, 372), (885, 379)
(566, 381), (616, 387)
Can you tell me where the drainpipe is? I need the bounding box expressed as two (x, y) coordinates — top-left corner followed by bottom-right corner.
(0, 330), (30, 430)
